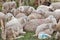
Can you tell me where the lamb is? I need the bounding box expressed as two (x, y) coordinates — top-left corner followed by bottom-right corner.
(33, 23), (56, 37)
(11, 7), (23, 17)
(15, 13), (28, 19)
(11, 8), (17, 16)
(17, 6), (35, 16)
(17, 16), (28, 28)
(54, 20), (60, 39)
(24, 15), (57, 32)
(2, 1), (16, 14)
(37, 5), (53, 14)
(5, 16), (26, 40)
(28, 12), (44, 20)
(0, 12), (6, 40)
(37, 8), (60, 21)
(50, 2), (60, 10)
(9, 1), (16, 9)
(0, 12), (5, 20)
(15, 13), (28, 26)
(5, 13), (13, 22)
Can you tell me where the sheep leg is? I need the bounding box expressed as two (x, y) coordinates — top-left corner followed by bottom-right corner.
(33, 34), (38, 37)
(15, 36), (24, 39)
(1, 19), (6, 40)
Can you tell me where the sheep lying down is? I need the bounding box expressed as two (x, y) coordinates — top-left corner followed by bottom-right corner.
(28, 13), (44, 20)
(33, 23), (56, 37)
(17, 6), (35, 16)
(38, 9), (60, 21)
(24, 15), (57, 32)
(2, 1), (16, 14)
(50, 2), (60, 10)
(5, 17), (26, 40)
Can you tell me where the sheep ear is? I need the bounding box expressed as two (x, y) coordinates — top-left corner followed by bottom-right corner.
(49, 8), (54, 12)
(40, 12), (45, 16)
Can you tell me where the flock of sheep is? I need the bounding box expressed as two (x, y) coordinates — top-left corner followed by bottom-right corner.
(0, 1), (60, 40)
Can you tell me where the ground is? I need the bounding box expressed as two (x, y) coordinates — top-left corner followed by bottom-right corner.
(0, 30), (56, 40)
(16, 31), (56, 40)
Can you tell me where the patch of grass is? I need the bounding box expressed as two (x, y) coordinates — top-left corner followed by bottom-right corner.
(17, 31), (56, 40)
(0, 29), (2, 40)
(0, 3), (2, 12)
(17, 31), (40, 40)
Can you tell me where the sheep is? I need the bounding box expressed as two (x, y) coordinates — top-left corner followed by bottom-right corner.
(17, 6), (35, 16)
(2, 2), (9, 14)
(28, 12), (44, 20)
(50, 2), (60, 10)
(17, 16), (28, 28)
(11, 8), (17, 16)
(37, 8), (60, 21)
(0, 12), (5, 20)
(33, 23), (56, 37)
(2, 1), (16, 14)
(9, 1), (16, 9)
(15, 13), (28, 26)
(0, 12), (6, 40)
(5, 13), (13, 22)
(5, 16), (26, 40)
(15, 13), (28, 19)
(55, 32), (60, 40)
(37, 5), (53, 13)
(24, 15), (57, 32)
(54, 20), (60, 39)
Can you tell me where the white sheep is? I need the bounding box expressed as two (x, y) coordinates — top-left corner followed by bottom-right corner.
(37, 5), (53, 13)
(5, 16), (26, 40)
(17, 6), (35, 16)
(54, 20), (60, 39)
(24, 15), (57, 32)
(38, 8), (60, 21)
(2, 2), (9, 14)
(33, 23), (56, 36)
(5, 13), (13, 22)
(2, 1), (16, 14)
(11, 8), (17, 16)
(0, 12), (6, 40)
(28, 13), (44, 20)
(50, 2), (60, 10)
